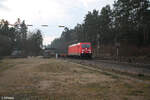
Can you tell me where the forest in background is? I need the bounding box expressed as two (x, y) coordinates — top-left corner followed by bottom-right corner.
(50, 0), (150, 57)
(0, 19), (43, 57)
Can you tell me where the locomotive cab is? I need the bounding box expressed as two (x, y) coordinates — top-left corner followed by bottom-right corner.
(80, 43), (92, 58)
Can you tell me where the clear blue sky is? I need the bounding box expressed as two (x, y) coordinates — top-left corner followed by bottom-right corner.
(0, 0), (115, 45)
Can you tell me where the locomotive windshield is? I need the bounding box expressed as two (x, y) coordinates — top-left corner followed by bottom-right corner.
(82, 44), (90, 48)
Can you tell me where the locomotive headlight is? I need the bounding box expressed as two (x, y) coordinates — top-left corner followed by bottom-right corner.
(89, 50), (91, 53)
(82, 50), (84, 52)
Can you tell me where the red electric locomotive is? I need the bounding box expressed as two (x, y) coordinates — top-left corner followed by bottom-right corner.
(68, 42), (92, 58)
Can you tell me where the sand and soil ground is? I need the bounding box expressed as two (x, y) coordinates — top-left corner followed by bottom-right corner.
(0, 57), (150, 100)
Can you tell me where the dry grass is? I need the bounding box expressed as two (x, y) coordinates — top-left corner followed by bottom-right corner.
(0, 58), (150, 100)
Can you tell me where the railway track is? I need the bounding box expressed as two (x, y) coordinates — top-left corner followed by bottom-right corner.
(61, 57), (150, 78)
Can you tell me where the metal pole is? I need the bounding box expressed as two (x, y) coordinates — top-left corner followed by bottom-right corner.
(117, 47), (119, 57)
(56, 53), (58, 59)
(97, 34), (100, 57)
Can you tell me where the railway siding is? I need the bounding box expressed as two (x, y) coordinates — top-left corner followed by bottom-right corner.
(64, 58), (150, 80)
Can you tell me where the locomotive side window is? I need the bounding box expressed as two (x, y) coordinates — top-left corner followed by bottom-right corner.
(82, 44), (90, 48)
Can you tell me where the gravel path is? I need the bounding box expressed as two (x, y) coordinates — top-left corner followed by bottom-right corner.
(65, 58), (150, 76)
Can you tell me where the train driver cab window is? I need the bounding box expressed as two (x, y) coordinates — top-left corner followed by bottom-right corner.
(82, 44), (90, 48)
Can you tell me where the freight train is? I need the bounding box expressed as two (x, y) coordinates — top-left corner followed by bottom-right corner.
(68, 42), (92, 58)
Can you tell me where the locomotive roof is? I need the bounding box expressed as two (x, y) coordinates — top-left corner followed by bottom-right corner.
(69, 42), (91, 47)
